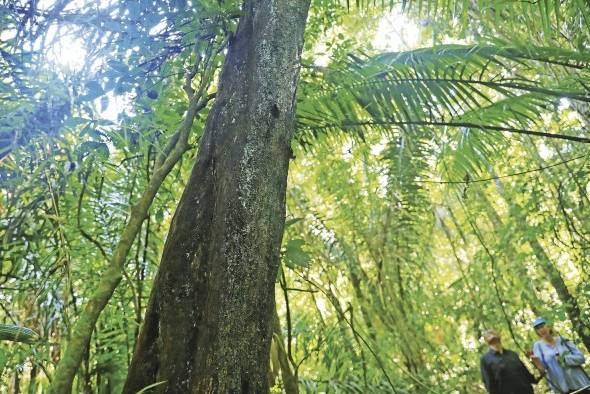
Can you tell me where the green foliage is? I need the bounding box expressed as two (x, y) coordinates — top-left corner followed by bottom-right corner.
(1, 0), (590, 392)
(0, 325), (40, 344)
(297, 43), (590, 180)
(284, 239), (312, 269)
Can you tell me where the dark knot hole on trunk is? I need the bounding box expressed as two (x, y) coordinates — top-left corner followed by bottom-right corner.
(270, 104), (280, 118)
(241, 376), (250, 393)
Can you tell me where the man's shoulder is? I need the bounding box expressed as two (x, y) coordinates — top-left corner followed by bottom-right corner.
(481, 348), (518, 359)
(481, 349), (494, 361)
(503, 349), (522, 359)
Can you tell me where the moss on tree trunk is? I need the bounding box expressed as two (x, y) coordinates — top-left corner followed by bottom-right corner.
(123, 1), (310, 392)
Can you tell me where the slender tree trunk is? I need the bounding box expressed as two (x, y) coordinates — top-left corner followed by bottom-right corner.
(476, 190), (542, 309)
(48, 63), (213, 394)
(437, 209), (486, 327)
(526, 227), (590, 350)
(123, 1), (310, 392)
(491, 171), (590, 350)
(272, 308), (299, 394)
(12, 369), (20, 394)
(27, 363), (37, 394)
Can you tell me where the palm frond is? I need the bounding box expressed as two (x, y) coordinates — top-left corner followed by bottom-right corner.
(296, 44), (590, 178)
(327, 0), (590, 36)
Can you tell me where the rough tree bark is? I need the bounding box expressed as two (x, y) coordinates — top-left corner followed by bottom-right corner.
(123, 1), (310, 392)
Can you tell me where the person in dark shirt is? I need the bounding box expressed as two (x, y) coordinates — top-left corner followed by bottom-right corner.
(480, 329), (544, 394)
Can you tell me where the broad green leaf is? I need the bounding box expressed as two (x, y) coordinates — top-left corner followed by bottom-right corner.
(285, 239), (311, 268)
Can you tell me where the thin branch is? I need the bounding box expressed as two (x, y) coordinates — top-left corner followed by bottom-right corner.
(419, 153), (586, 184)
(285, 287), (318, 293)
(298, 273), (443, 394)
(314, 76), (590, 103)
(304, 120), (590, 143)
(279, 268), (295, 368)
(463, 204), (525, 353)
(0, 302), (18, 325)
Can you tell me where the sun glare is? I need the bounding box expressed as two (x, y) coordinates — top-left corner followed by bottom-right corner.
(36, 1), (132, 123)
(45, 28), (88, 72)
(41, 0), (114, 71)
(373, 11), (422, 51)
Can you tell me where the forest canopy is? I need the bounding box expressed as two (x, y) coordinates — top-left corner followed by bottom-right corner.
(1, 0), (590, 393)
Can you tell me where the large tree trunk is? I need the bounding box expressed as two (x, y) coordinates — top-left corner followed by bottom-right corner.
(123, 1), (310, 392)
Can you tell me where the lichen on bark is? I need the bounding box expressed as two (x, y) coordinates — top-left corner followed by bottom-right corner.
(123, 1), (311, 393)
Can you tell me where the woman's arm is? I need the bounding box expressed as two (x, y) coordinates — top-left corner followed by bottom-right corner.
(533, 342), (546, 367)
(528, 347), (546, 372)
(561, 337), (586, 367)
